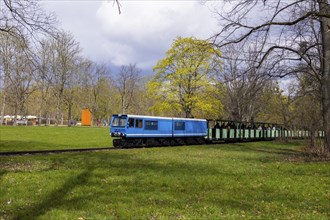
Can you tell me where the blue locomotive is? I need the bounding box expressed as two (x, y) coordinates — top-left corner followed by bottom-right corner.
(110, 114), (207, 147)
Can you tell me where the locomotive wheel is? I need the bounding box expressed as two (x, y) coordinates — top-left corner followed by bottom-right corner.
(114, 137), (207, 148)
(197, 137), (207, 145)
(113, 139), (147, 148)
(113, 139), (122, 148)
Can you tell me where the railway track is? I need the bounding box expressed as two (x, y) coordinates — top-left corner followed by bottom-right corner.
(0, 147), (119, 156)
(0, 139), (275, 156)
(0, 142), (214, 156)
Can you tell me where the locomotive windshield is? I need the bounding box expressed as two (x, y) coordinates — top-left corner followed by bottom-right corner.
(112, 116), (127, 127)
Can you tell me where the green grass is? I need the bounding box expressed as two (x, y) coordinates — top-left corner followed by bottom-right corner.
(0, 133), (329, 219)
(0, 126), (112, 152)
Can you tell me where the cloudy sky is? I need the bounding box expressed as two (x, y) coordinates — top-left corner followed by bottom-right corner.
(41, 0), (220, 74)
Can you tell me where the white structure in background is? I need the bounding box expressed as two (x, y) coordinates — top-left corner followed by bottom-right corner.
(1, 115), (38, 125)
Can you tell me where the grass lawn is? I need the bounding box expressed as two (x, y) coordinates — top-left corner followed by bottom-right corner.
(0, 126), (112, 152)
(0, 131), (329, 219)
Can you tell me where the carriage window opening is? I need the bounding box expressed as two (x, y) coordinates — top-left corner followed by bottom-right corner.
(135, 119), (143, 128)
(175, 122), (185, 130)
(128, 118), (135, 127)
(112, 117), (126, 127)
(145, 120), (158, 130)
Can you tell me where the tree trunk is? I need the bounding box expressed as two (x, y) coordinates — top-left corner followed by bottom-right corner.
(55, 96), (61, 126)
(0, 42), (10, 126)
(38, 88), (44, 126)
(121, 95), (125, 114)
(310, 129), (316, 149)
(0, 88), (6, 126)
(319, 0), (330, 152)
(68, 102), (72, 127)
(14, 93), (18, 126)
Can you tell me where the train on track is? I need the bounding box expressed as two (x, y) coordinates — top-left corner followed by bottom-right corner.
(110, 114), (324, 148)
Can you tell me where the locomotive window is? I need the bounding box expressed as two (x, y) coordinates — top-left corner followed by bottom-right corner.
(135, 119), (143, 128)
(174, 122), (185, 130)
(128, 118), (135, 127)
(145, 120), (158, 130)
(112, 117), (126, 127)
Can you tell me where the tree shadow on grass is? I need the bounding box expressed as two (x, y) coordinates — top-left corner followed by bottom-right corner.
(9, 151), (232, 219)
(13, 166), (94, 220)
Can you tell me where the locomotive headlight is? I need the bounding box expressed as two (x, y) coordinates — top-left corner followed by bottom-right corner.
(111, 131), (126, 137)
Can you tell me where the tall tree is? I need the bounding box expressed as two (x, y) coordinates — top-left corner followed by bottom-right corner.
(148, 37), (222, 118)
(62, 56), (85, 126)
(83, 62), (113, 122)
(130, 75), (153, 116)
(0, 32), (34, 125)
(1, 0), (57, 125)
(220, 43), (274, 121)
(48, 31), (81, 125)
(0, 32), (14, 125)
(213, 0), (330, 151)
(114, 63), (141, 114)
(35, 38), (54, 125)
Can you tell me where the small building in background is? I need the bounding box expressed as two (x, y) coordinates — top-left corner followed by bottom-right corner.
(81, 109), (92, 126)
(26, 115), (37, 125)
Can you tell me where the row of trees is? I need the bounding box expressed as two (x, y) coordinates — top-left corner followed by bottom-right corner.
(0, 31), (314, 127)
(0, 30), (147, 124)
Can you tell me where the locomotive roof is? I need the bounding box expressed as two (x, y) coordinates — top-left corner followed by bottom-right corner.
(112, 114), (206, 122)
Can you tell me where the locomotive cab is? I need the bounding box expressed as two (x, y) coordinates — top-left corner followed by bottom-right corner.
(110, 114), (128, 137)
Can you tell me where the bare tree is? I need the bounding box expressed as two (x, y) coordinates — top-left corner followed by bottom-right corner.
(0, 0), (57, 39)
(0, 32), (13, 125)
(1, 0), (58, 125)
(48, 31), (81, 126)
(10, 46), (34, 125)
(63, 56), (85, 127)
(220, 43), (273, 122)
(79, 61), (112, 124)
(115, 64), (141, 114)
(212, 0), (330, 151)
(34, 38), (54, 125)
(0, 32), (35, 125)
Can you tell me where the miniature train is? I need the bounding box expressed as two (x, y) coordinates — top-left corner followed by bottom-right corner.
(110, 114), (324, 148)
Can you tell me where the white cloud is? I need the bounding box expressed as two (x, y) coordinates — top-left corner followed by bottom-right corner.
(41, 1), (104, 60)
(42, 1), (220, 72)
(96, 1), (219, 69)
